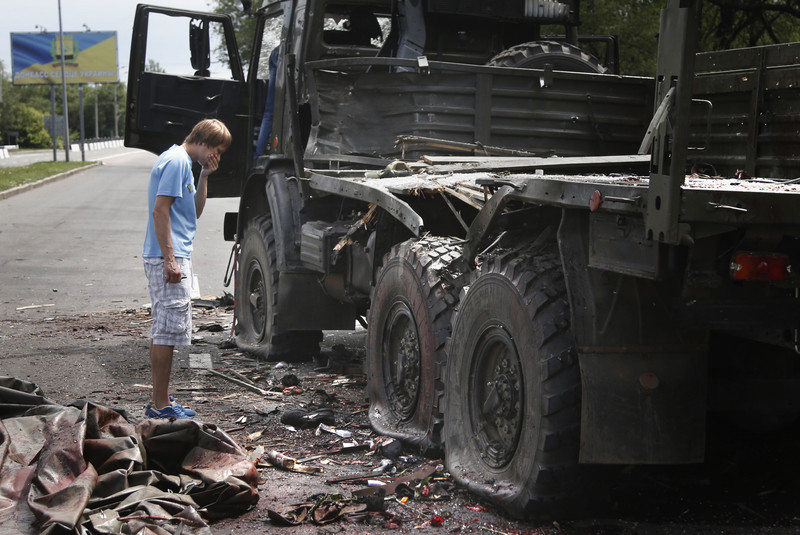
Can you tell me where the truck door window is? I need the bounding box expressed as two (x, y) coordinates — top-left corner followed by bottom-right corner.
(257, 13), (283, 81)
(144, 12), (234, 79)
(323, 7), (389, 47)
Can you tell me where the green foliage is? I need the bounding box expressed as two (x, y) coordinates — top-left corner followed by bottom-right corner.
(14, 106), (52, 148)
(0, 161), (93, 192)
(0, 60), (127, 148)
(211, 0), (259, 74)
(580, 0), (663, 76)
(146, 59), (166, 73)
(562, 0), (800, 76)
(697, 0), (800, 51)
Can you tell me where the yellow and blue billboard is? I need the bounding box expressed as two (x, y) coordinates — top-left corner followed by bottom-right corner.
(11, 31), (119, 85)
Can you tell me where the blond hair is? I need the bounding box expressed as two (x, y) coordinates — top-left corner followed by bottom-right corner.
(184, 119), (232, 151)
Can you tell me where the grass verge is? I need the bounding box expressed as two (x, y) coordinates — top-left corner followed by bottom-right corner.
(0, 161), (94, 192)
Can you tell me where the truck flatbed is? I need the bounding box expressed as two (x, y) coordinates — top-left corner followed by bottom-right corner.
(309, 155), (800, 237)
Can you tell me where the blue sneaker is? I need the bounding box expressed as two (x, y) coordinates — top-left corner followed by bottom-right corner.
(170, 395), (196, 417)
(145, 403), (194, 420)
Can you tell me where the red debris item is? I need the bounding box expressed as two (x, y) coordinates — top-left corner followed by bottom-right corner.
(465, 505), (489, 512)
(283, 387), (303, 395)
(430, 515), (444, 527)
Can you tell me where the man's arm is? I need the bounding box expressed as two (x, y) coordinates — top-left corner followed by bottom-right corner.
(152, 195), (182, 282)
(195, 151), (220, 218)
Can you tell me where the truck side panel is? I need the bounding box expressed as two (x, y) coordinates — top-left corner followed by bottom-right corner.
(690, 43), (800, 179)
(304, 59), (655, 162)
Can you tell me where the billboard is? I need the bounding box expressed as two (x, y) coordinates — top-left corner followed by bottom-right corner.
(11, 31), (119, 85)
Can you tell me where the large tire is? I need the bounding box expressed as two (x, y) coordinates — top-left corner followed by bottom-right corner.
(487, 40), (606, 74)
(235, 215), (321, 361)
(443, 249), (582, 519)
(366, 236), (465, 454)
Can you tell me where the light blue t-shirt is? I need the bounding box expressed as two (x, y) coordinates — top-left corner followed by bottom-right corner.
(143, 144), (197, 259)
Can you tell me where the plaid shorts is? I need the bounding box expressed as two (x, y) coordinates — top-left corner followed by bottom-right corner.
(144, 257), (193, 346)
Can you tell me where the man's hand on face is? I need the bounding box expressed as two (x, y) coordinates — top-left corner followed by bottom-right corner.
(200, 145), (222, 176)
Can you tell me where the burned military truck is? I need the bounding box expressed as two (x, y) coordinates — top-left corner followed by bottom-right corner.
(126, 0), (800, 518)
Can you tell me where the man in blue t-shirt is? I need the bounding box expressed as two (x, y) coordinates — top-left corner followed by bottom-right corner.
(143, 119), (231, 419)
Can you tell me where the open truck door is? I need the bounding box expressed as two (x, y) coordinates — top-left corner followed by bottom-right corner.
(125, 5), (247, 197)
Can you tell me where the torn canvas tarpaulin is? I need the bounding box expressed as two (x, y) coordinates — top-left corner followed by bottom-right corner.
(0, 377), (258, 534)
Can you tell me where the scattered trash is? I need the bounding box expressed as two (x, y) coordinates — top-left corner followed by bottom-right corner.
(353, 463), (439, 497)
(372, 436), (403, 460)
(219, 292), (235, 307)
(280, 373), (299, 386)
(317, 422), (352, 438)
(364, 160), (413, 179)
(260, 449), (323, 474)
(207, 369), (273, 396)
(16, 303), (55, 311)
(466, 505), (492, 512)
(430, 514), (445, 527)
(197, 323), (224, 332)
(267, 449), (297, 469)
(372, 458), (396, 475)
(420, 482), (450, 501)
(267, 494), (383, 526)
(219, 339), (237, 349)
(281, 408), (335, 429)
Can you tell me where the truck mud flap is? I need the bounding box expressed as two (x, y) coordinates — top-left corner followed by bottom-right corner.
(579, 350), (707, 464)
(276, 271), (356, 331)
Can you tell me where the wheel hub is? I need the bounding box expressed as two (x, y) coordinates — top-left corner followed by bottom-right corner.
(246, 260), (266, 338)
(383, 302), (421, 420)
(471, 328), (523, 469)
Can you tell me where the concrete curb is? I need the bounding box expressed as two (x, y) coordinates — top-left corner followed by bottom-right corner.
(0, 163), (100, 201)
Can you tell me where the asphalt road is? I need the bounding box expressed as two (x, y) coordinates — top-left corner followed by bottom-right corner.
(0, 148), (239, 320)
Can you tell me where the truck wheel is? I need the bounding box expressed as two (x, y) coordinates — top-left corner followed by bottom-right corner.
(487, 40), (606, 74)
(236, 215), (321, 361)
(366, 236), (465, 454)
(444, 250), (582, 519)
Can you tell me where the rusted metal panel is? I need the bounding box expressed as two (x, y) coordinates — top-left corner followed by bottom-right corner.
(304, 57), (654, 163)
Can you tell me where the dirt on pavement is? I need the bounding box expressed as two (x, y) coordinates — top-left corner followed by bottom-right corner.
(4, 300), (800, 535)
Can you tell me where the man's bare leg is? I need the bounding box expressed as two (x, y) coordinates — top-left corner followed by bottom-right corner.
(150, 342), (174, 409)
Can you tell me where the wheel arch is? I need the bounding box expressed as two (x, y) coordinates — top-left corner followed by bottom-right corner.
(236, 160), (356, 334)
(237, 159), (303, 271)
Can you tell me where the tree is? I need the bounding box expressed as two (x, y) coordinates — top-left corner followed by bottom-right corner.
(145, 59), (165, 73)
(11, 105), (52, 148)
(1, 60), (127, 144)
(697, 0), (800, 51)
(580, 0), (663, 76)
(579, 0), (800, 76)
(211, 0), (258, 74)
